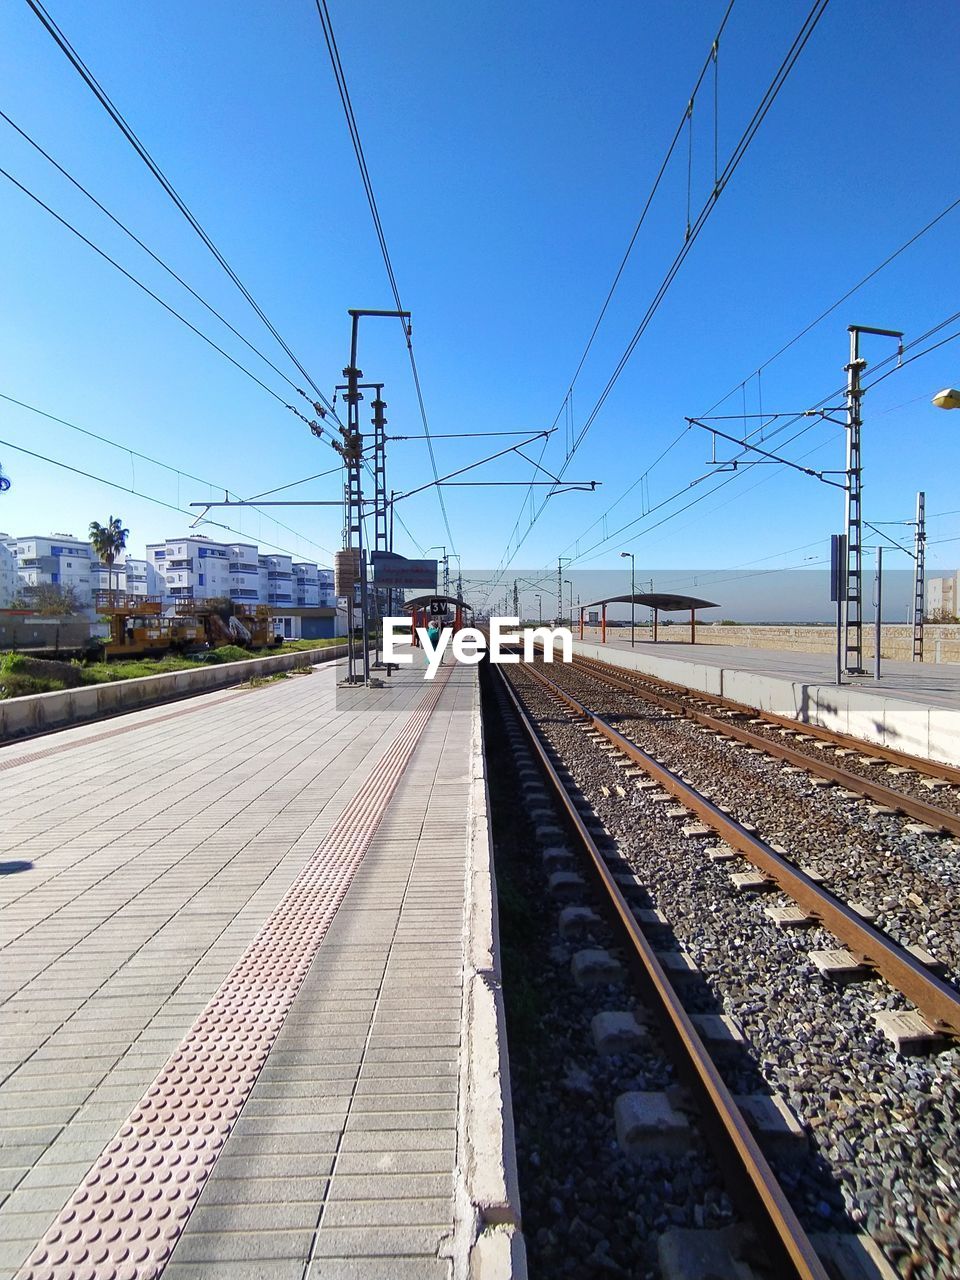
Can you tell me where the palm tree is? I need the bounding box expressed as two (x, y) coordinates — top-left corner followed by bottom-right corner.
(89, 515), (130, 600)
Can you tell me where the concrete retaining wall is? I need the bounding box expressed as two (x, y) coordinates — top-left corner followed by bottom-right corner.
(0, 644), (347, 742)
(573, 639), (960, 768)
(584, 624), (960, 663)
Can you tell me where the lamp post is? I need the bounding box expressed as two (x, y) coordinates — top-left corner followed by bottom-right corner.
(620, 551), (636, 647)
(424, 546), (447, 597)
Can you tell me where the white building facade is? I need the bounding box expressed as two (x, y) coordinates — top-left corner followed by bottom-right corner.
(226, 543), (260, 604)
(259, 554), (294, 609)
(0, 539), (18, 608)
(2, 533), (96, 605)
(146, 537), (233, 603)
(927, 572), (960, 619)
(1, 528), (336, 613)
(293, 562), (320, 607)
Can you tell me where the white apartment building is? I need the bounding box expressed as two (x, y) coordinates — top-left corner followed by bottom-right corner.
(259, 554), (294, 608)
(927, 572), (959, 618)
(318, 567), (336, 607)
(89, 557), (151, 597)
(227, 543), (260, 604)
(0, 540), (18, 607)
(293, 562), (320, 607)
(124, 558), (150, 596)
(146, 537), (232, 602)
(1, 533), (96, 604)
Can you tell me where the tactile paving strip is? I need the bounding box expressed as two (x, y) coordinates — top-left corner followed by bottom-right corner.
(13, 667), (452, 1280)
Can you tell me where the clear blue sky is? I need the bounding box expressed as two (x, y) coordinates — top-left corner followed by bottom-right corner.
(0, 0), (958, 610)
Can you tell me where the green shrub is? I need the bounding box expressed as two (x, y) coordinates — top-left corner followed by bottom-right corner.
(200, 645), (252, 665)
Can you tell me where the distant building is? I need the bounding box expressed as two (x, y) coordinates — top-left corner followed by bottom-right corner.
(227, 542), (260, 604)
(2, 532), (96, 604)
(124, 558), (150, 596)
(146, 536), (232, 602)
(0, 530), (346, 627)
(259, 554), (294, 609)
(0, 539), (17, 607)
(927, 572), (959, 619)
(318, 567), (336, 607)
(293, 562), (320, 608)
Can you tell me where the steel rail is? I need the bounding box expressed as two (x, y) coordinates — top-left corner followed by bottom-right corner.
(568, 655), (960, 837)
(576, 652), (960, 786)
(517, 660), (960, 1037)
(495, 663), (831, 1280)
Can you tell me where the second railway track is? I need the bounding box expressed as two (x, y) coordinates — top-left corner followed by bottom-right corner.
(496, 655), (960, 1280)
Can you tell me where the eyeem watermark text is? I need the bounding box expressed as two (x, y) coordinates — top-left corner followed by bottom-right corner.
(383, 617), (573, 680)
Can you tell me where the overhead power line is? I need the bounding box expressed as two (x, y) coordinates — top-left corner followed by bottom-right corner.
(0, 392), (337, 558)
(0, 162), (331, 438)
(0, 108), (318, 402)
(561, 0), (831, 478)
(0, 433), (335, 562)
(544, 209), (960, 596)
(704, 193), (960, 417)
(482, 0), (830, 604)
(25, 0), (335, 418)
(313, 0), (456, 555)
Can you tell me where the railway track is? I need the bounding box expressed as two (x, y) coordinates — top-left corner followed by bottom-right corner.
(495, 657), (960, 1280)
(493, 663), (831, 1280)
(569, 652), (960, 830)
(520, 658), (960, 1039)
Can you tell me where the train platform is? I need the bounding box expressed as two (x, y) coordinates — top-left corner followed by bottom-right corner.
(0, 656), (522, 1280)
(574, 632), (960, 766)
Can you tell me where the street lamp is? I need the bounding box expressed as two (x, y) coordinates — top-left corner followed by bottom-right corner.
(620, 551), (636, 647)
(424, 546), (448, 596)
(932, 388), (960, 410)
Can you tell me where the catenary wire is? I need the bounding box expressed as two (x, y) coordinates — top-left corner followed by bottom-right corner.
(0, 110), (323, 401)
(482, 0), (830, 603)
(24, 0), (336, 419)
(0, 434), (336, 561)
(0, 394), (337, 557)
(0, 163), (336, 441)
(313, 0), (456, 554)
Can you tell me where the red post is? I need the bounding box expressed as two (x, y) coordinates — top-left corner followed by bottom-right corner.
(690, 607), (696, 644)
(579, 608), (584, 640)
(601, 604), (607, 644)
(653, 608), (658, 643)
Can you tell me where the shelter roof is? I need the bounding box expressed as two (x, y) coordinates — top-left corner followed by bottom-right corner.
(581, 593), (718, 612)
(401, 594), (473, 611)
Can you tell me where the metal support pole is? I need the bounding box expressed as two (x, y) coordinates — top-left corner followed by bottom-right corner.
(341, 307), (410, 685)
(843, 325), (902, 674)
(913, 490), (926, 662)
(831, 531), (846, 686)
(844, 330), (866, 674)
(631, 560), (635, 647)
(601, 603), (606, 643)
(653, 608), (658, 643)
(873, 546), (882, 681)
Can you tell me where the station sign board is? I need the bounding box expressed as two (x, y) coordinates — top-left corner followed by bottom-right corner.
(370, 552), (438, 589)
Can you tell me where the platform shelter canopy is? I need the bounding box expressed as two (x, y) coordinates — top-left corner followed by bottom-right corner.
(580, 593), (718, 612)
(401, 594), (474, 612)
